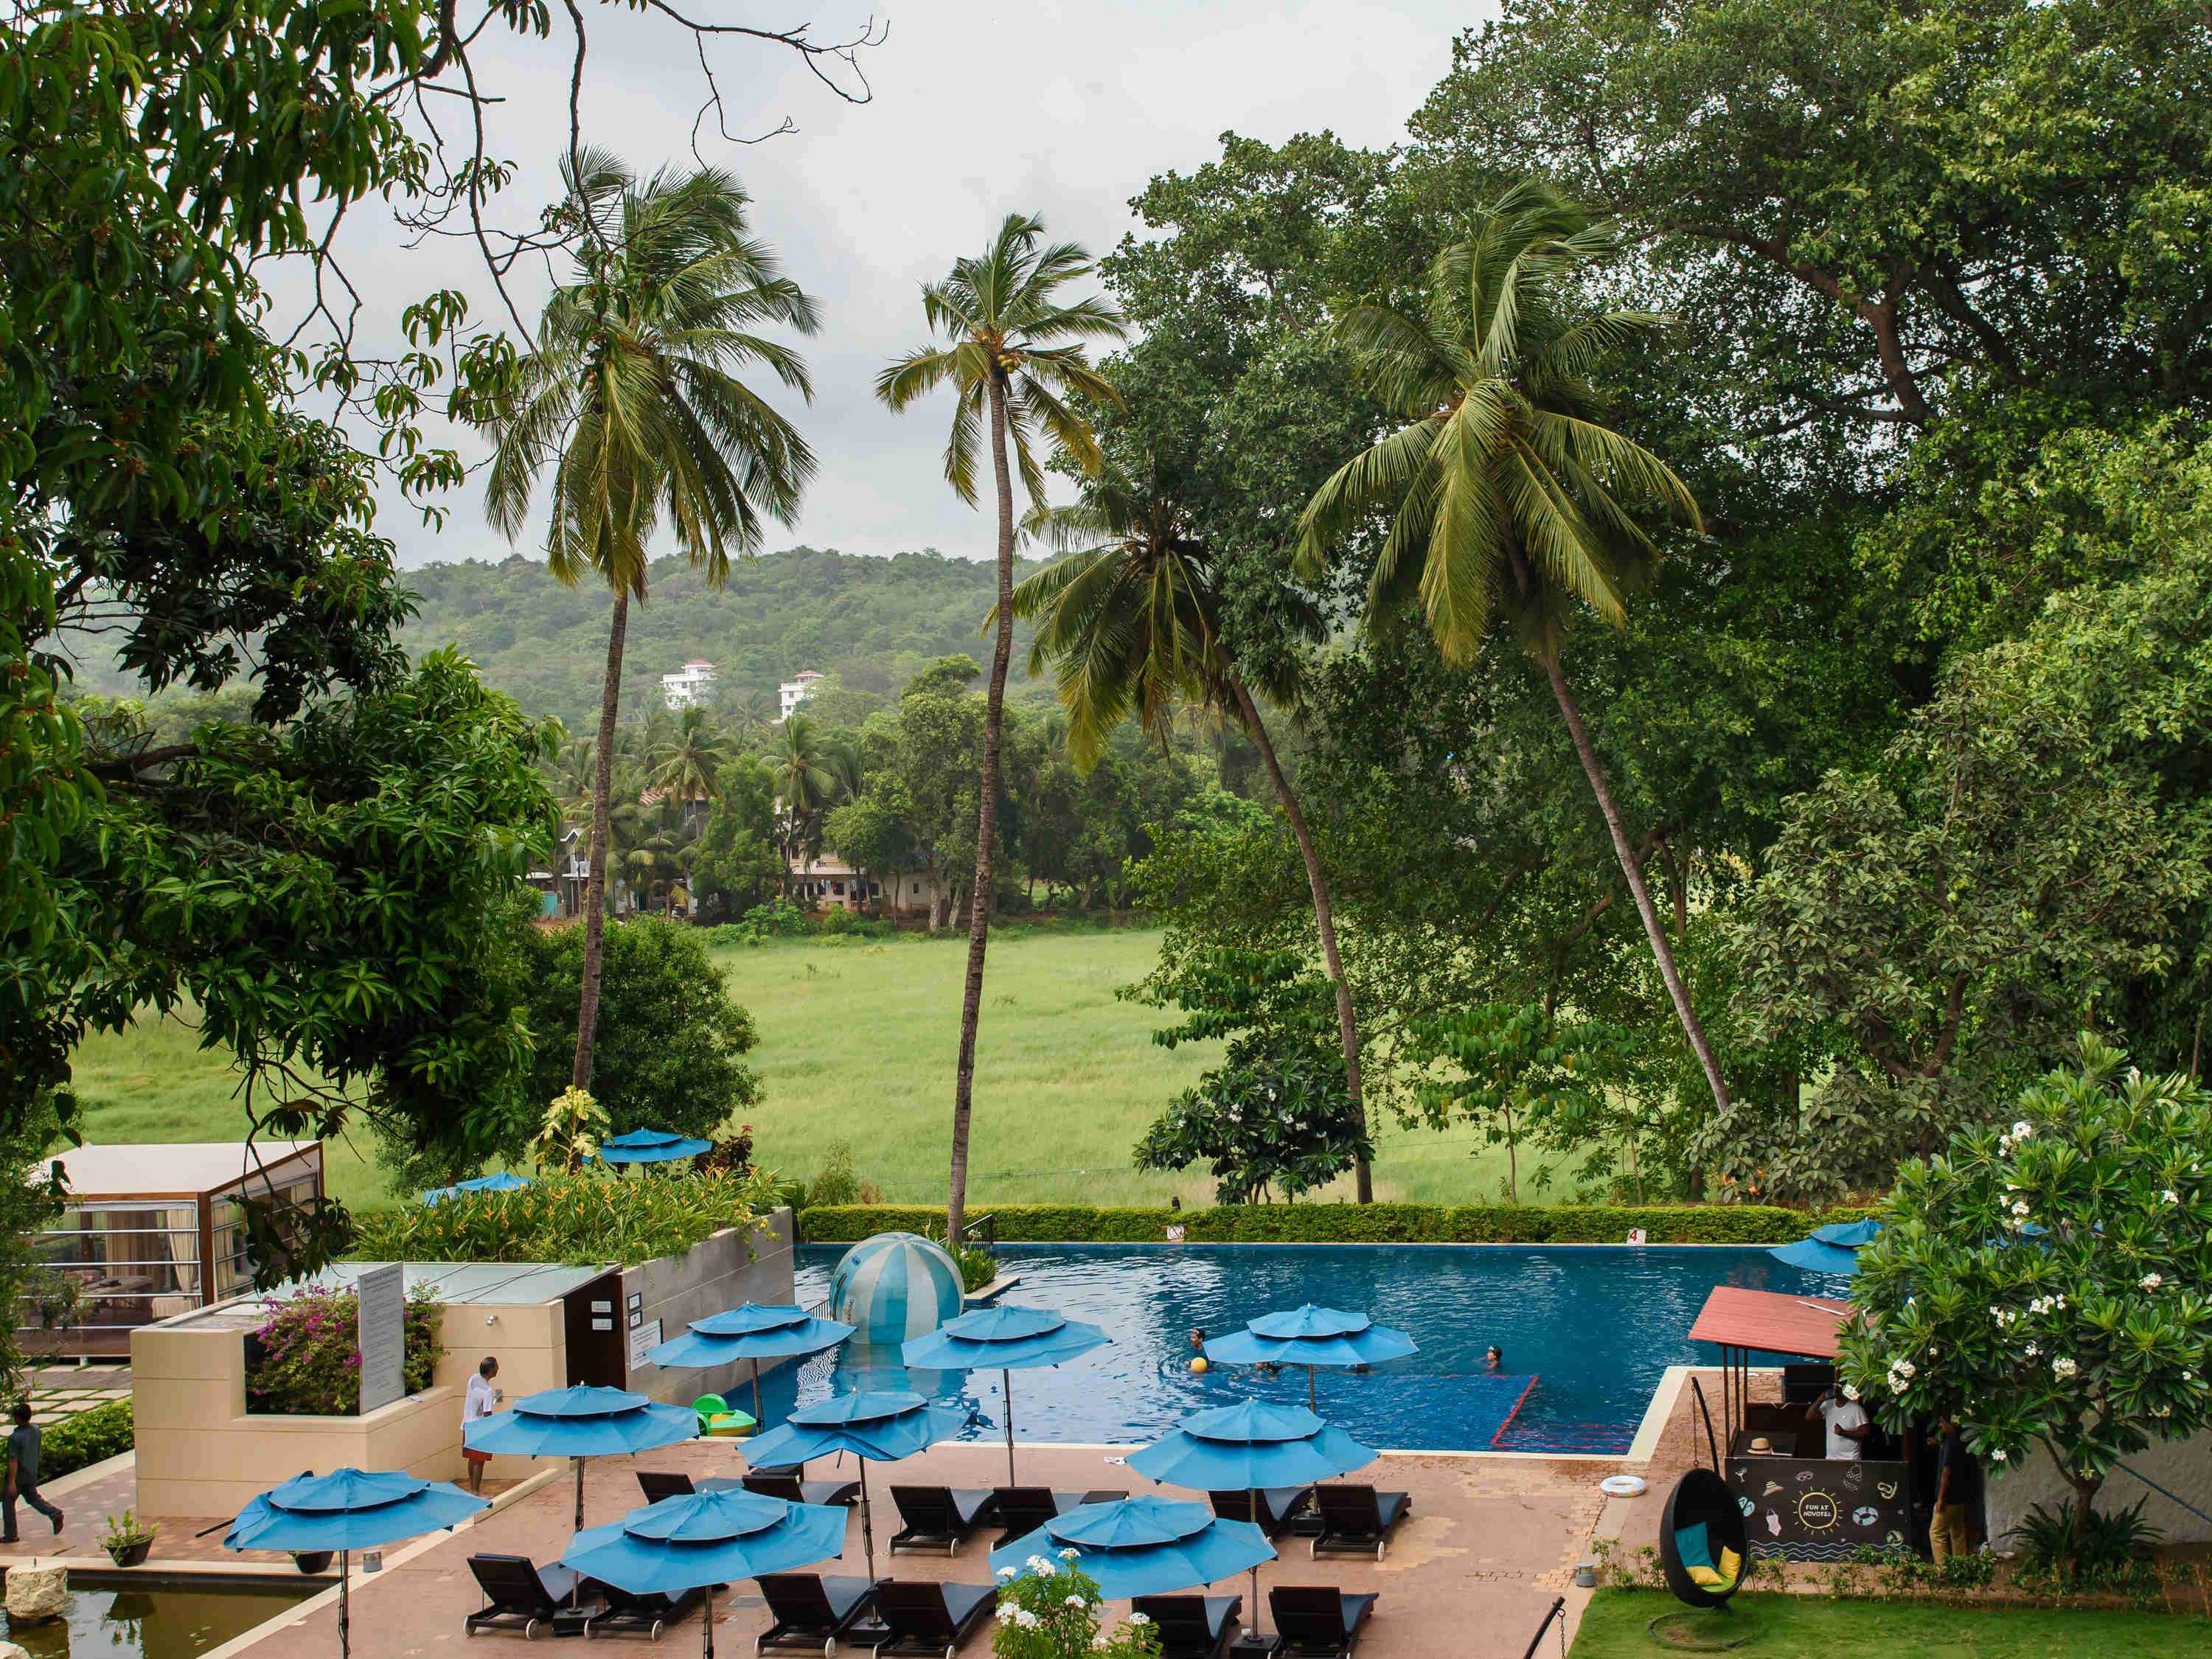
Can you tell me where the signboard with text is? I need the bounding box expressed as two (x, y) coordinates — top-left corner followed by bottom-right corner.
(1729, 1456), (1913, 1561)
(356, 1264), (408, 1414)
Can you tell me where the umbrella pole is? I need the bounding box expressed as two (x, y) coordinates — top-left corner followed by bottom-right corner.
(1307, 1366), (1316, 1411)
(339, 1548), (351, 1659)
(701, 1585), (714, 1659)
(1248, 1486), (1266, 1644)
(574, 1456), (586, 1532)
(752, 1366), (764, 1430)
(1003, 1368), (1017, 1488)
(858, 1457), (876, 1583)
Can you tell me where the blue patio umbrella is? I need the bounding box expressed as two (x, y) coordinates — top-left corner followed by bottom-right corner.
(226, 1469), (487, 1659)
(902, 1304), (1110, 1485)
(647, 1302), (856, 1428)
(562, 1489), (846, 1659)
(1206, 1304), (1418, 1409)
(1127, 1401), (1373, 1644)
(743, 1389), (964, 1582)
(420, 1171), (532, 1203)
(990, 1495), (1273, 1601)
(597, 1128), (714, 1166)
(1770, 1218), (1885, 1276)
(465, 1384), (698, 1531)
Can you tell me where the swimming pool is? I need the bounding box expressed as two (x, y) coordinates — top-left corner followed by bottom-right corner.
(775, 1242), (1840, 1454)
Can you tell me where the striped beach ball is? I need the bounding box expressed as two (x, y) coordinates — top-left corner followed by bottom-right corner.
(830, 1232), (965, 1346)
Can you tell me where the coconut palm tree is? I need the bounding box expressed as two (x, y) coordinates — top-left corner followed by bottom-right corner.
(771, 713), (835, 886)
(650, 705), (734, 816)
(479, 146), (818, 1093)
(1295, 180), (1728, 1114)
(1010, 465), (1375, 1200)
(875, 213), (1126, 1242)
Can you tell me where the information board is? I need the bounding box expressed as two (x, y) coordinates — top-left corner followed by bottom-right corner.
(1729, 1455), (1913, 1560)
(356, 1263), (408, 1414)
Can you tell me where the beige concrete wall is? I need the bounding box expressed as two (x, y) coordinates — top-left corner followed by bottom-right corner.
(622, 1208), (796, 1408)
(430, 1298), (569, 1484)
(133, 1319), (461, 1518)
(1985, 1427), (2212, 1547)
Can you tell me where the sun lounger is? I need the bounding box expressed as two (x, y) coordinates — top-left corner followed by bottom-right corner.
(1308, 1486), (1410, 1560)
(1129, 1594), (1241, 1659)
(989, 1486), (1091, 1543)
(1208, 1486), (1313, 1538)
(744, 1470), (865, 1509)
(580, 1580), (705, 1640)
(867, 1581), (995, 1658)
(463, 1553), (596, 1638)
(638, 1470), (697, 1505)
(755, 1573), (883, 1655)
(1267, 1587), (1376, 1658)
(887, 1486), (997, 1554)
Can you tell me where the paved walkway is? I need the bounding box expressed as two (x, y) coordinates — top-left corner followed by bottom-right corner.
(215, 1439), (1619, 1659)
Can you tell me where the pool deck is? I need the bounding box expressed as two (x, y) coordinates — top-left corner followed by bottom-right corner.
(170, 1438), (1617, 1659)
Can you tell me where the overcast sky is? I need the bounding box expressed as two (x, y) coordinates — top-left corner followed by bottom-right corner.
(324, 1), (1493, 568)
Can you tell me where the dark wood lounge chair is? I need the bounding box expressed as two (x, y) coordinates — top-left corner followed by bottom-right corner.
(463, 1554), (597, 1638)
(755, 1573), (883, 1656)
(1267, 1587), (1377, 1658)
(1308, 1486), (1411, 1561)
(1129, 1595), (1240, 1659)
(887, 1486), (997, 1555)
(989, 1486), (1088, 1544)
(867, 1582), (995, 1658)
(1208, 1487), (1313, 1539)
(745, 1470), (865, 1509)
(638, 1470), (697, 1505)
(579, 1581), (705, 1640)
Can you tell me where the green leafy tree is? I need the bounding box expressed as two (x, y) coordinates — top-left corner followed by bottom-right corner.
(516, 918), (762, 1150)
(1838, 1039), (2212, 1550)
(1295, 181), (1725, 1119)
(650, 706), (734, 807)
(478, 147), (818, 1097)
(1014, 464), (1375, 1198)
(876, 215), (1125, 1242)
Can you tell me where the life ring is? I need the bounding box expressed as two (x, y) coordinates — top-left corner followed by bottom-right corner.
(1600, 1475), (1648, 1498)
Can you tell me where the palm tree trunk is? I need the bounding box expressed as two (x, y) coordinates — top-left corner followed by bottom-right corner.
(1535, 648), (1732, 1115)
(946, 375), (1018, 1245)
(572, 588), (630, 1096)
(1228, 675), (1374, 1204)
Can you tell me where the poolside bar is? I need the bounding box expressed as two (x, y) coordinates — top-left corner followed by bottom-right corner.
(22, 1141), (324, 1358)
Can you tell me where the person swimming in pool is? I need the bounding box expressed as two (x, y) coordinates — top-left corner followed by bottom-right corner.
(1485, 1346), (1505, 1373)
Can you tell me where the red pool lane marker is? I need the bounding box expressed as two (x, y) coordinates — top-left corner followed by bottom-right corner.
(1486, 1375), (1540, 1449)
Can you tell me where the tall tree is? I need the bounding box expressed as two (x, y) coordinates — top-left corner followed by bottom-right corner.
(1296, 181), (1728, 1116)
(771, 714), (836, 880)
(649, 706), (734, 808)
(1012, 465), (1376, 1200)
(875, 215), (1126, 1241)
(479, 147), (818, 1094)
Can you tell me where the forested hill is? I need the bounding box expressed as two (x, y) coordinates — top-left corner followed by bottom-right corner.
(400, 546), (1043, 730)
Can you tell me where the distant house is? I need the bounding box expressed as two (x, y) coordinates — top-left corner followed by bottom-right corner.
(661, 659), (717, 709)
(787, 849), (947, 922)
(776, 669), (823, 722)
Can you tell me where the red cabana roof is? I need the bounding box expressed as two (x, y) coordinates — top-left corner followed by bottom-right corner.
(1688, 1284), (1853, 1360)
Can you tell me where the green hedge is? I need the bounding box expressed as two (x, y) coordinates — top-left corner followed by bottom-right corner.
(42, 1399), (133, 1479)
(799, 1201), (1878, 1246)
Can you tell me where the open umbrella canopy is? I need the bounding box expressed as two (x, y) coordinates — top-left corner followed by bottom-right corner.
(1127, 1400), (1375, 1491)
(597, 1129), (713, 1165)
(648, 1304), (855, 1368)
(422, 1172), (532, 1203)
(991, 1497), (1273, 1601)
(1770, 1220), (1885, 1275)
(742, 1390), (965, 1467)
(225, 1469), (487, 1553)
(900, 1304), (1109, 1371)
(464, 1385), (699, 1458)
(1205, 1306), (1417, 1369)
(561, 1489), (847, 1594)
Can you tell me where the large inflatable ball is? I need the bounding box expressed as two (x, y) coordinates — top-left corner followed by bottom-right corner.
(830, 1231), (966, 1346)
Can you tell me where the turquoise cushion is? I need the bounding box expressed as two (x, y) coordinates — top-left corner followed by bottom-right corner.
(1675, 1520), (1714, 1571)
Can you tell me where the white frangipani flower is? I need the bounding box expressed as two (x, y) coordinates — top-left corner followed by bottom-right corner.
(2052, 1357), (2079, 1379)
(2140, 1272), (2164, 1290)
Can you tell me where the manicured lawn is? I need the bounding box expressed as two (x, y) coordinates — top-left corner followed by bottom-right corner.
(66, 924), (1516, 1212)
(1571, 1590), (2212, 1657)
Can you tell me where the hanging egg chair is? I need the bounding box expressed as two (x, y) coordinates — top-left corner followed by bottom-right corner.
(1658, 1467), (1750, 1610)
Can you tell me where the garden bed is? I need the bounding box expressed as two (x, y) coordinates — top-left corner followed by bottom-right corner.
(1569, 1588), (2212, 1656)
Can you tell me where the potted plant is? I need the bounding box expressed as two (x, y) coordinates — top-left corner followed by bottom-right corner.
(102, 1509), (156, 1568)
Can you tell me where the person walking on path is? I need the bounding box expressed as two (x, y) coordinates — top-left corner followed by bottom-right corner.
(4, 1401), (63, 1542)
(462, 1358), (502, 1495)
(1930, 1415), (1980, 1563)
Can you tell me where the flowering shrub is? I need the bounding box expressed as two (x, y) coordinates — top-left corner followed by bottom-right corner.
(992, 1553), (1162, 1659)
(1839, 1037), (2211, 1546)
(248, 1285), (445, 1415)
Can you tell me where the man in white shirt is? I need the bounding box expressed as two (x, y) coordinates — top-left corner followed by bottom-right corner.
(462, 1357), (501, 1492)
(1820, 1385), (1871, 1460)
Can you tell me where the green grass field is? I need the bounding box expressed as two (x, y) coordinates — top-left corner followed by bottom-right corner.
(67, 925), (1516, 1211)
(1570, 1590), (2212, 1657)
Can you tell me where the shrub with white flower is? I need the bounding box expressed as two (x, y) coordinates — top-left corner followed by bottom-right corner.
(1838, 1038), (2212, 1535)
(992, 1557), (1161, 1659)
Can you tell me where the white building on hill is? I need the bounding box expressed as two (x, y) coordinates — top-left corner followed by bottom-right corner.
(777, 669), (824, 722)
(661, 659), (716, 709)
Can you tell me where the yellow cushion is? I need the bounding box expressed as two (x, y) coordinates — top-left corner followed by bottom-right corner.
(1718, 1547), (1742, 1582)
(1686, 1565), (1725, 1589)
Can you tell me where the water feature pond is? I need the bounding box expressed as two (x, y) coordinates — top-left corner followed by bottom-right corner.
(3, 1585), (308, 1659)
(783, 1241), (1841, 1454)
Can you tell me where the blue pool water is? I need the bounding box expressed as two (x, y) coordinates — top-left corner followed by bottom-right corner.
(757, 1242), (1841, 1455)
